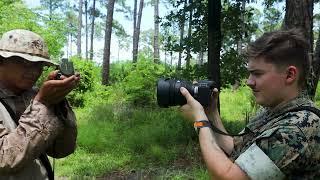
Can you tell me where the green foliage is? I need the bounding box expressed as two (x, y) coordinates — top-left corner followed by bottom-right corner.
(161, 0), (258, 84)
(220, 49), (248, 87)
(121, 58), (170, 106)
(56, 79), (257, 178)
(175, 63), (208, 81)
(56, 104), (197, 177)
(67, 57), (99, 107)
(0, 1), (68, 58)
(220, 82), (257, 133)
(109, 61), (134, 83)
(0, 1), (38, 34)
(314, 83), (320, 107)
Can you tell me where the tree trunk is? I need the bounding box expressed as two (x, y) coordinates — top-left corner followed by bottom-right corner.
(102, 0), (116, 85)
(208, 0), (221, 110)
(70, 33), (73, 56)
(67, 33), (70, 58)
(49, 0), (53, 21)
(282, 0), (315, 98)
(177, 0), (187, 69)
(77, 0), (83, 58)
(132, 0), (137, 62)
(312, 29), (320, 97)
(85, 0), (88, 60)
(186, 0), (193, 69)
(89, 0), (96, 60)
(153, 0), (160, 63)
(170, 51), (173, 67)
(132, 0), (144, 63)
(237, 0), (246, 55)
(198, 50), (204, 65)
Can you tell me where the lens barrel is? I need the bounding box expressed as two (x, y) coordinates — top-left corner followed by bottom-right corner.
(156, 78), (215, 108)
(156, 78), (194, 107)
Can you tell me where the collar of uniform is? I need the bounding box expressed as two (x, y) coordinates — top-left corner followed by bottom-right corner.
(0, 82), (17, 99)
(0, 82), (37, 99)
(246, 91), (313, 133)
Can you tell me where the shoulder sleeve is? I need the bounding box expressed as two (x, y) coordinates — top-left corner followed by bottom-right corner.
(235, 143), (285, 180)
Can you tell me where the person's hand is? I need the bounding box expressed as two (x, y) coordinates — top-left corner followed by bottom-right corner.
(204, 88), (219, 116)
(179, 87), (208, 122)
(34, 70), (80, 106)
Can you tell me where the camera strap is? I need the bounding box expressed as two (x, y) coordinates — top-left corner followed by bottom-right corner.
(210, 106), (320, 137)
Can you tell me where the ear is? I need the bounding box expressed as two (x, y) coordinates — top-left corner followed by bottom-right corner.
(285, 66), (298, 84)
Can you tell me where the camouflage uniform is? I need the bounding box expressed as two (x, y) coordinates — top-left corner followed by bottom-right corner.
(0, 85), (77, 179)
(0, 29), (77, 179)
(230, 93), (320, 179)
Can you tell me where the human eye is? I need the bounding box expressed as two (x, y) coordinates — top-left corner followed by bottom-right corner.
(250, 71), (263, 77)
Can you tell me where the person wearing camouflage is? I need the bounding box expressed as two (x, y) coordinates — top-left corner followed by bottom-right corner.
(0, 29), (80, 179)
(179, 28), (320, 179)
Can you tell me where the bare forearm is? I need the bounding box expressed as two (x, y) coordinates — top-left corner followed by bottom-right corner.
(199, 128), (249, 180)
(207, 111), (234, 155)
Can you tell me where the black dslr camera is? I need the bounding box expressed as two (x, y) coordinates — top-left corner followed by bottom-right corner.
(156, 78), (216, 107)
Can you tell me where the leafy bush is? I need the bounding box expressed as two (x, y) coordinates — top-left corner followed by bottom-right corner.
(220, 49), (248, 87)
(121, 58), (171, 106)
(220, 81), (257, 133)
(109, 61), (134, 83)
(67, 57), (99, 107)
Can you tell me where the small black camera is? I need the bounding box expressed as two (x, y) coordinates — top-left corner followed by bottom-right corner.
(156, 78), (216, 107)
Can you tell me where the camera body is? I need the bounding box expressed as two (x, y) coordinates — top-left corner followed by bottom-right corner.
(156, 78), (216, 107)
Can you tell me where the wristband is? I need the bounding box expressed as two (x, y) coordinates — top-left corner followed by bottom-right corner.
(194, 120), (211, 134)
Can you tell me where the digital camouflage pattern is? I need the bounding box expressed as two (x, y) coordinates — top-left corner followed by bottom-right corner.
(231, 92), (320, 179)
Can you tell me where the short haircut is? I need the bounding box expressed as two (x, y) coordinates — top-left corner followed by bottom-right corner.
(246, 28), (310, 88)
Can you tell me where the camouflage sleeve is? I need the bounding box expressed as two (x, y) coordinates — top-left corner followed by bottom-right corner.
(46, 100), (77, 158)
(0, 100), (62, 173)
(255, 117), (311, 175)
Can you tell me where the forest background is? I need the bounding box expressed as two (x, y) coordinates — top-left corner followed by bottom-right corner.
(1, 0), (320, 179)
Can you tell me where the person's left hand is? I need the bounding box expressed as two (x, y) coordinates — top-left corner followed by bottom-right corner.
(34, 70), (80, 106)
(179, 87), (208, 122)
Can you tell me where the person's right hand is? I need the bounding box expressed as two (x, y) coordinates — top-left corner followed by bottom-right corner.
(34, 70), (80, 106)
(180, 87), (208, 122)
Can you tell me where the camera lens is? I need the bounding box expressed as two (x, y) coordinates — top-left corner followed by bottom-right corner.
(156, 79), (171, 107)
(156, 78), (194, 107)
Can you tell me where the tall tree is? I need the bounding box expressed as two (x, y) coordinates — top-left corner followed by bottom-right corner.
(153, 0), (160, 63)
(186, 0), (193, 69)
(89, 0), (96, 60)
(282, 0), (316, 98)
(102, 0), (116, 85)
(40, 0), (64, 20)
(133, 0), (138, 61)
(132, 0), (145, 63)
(85, 0), (88, 60)
(65, 10), (78, 57)
(177, 0), (187, 69)
(77, 0), (83, 58)
(236, 0), (246, 54)
(208, 0), (222, 110)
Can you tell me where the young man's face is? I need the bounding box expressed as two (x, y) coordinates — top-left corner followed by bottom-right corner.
(246, 57), (289, 108)
(0, 57), (44, 94)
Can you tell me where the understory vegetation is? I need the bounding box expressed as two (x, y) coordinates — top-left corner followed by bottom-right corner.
(52, 57), (259, 179)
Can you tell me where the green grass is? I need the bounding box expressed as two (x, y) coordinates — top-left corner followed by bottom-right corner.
(220, 85), (256, 134)
(55, 104), (204, 178)
(55, 83), (320, 178)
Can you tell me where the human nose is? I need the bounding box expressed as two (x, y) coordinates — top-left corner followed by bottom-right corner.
(246, 75), (255, 88)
